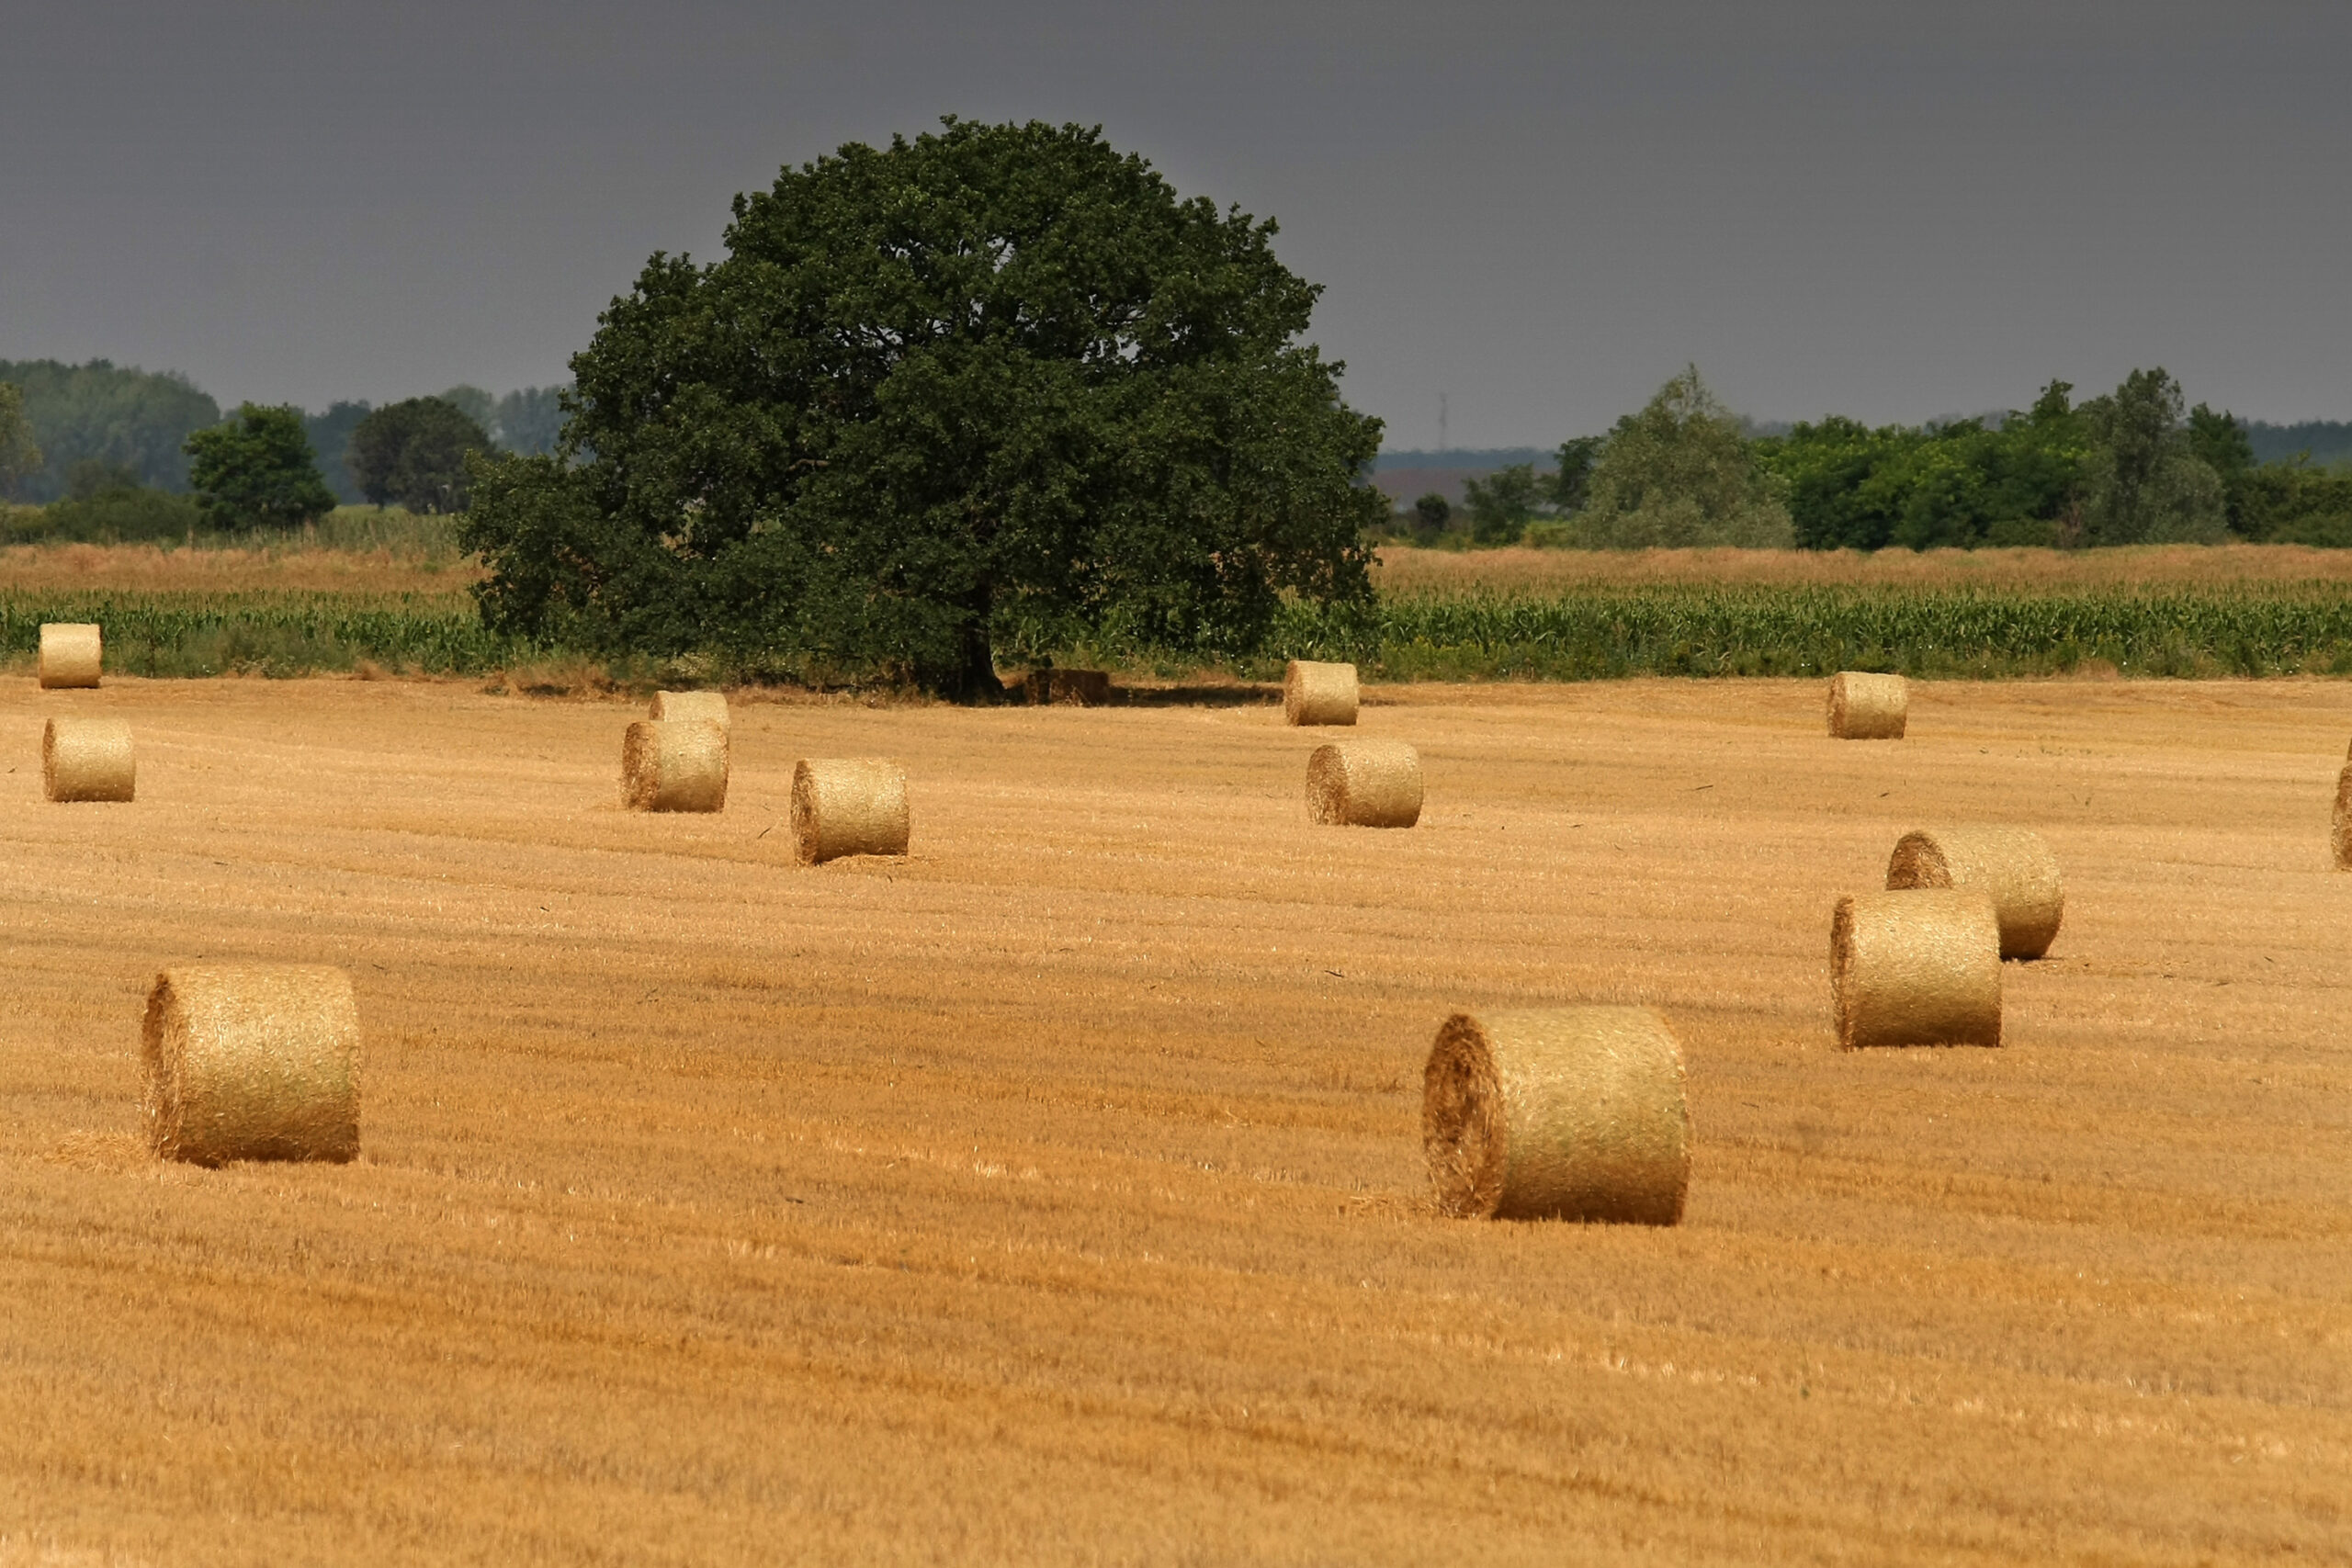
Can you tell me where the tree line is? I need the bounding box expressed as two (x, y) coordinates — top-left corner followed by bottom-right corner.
(1412, 368), (2352, 550)
(0, 360), (569, 541)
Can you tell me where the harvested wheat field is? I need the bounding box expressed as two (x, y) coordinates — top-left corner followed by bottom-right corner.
(0, 674), (2346, 1564)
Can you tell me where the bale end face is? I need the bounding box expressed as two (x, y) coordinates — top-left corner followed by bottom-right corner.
(2334, 761), (2352, 871)
(1827, 671), (1907, 739)
(1831, 888), (2001, 1049)
(791, 758), (910, 863)
(649, 690), (729, 729)
(1283, 660), (1359, 727)
(42, 717), (134, 802)
(142, 964), (360, 1166)
(1424, 1007), (1690, 1224)
(1886, 825), (2064, 959)
(621, 719), (729, 812)
(37, 623), (103, 689)
(1306, 740), (1423, 828)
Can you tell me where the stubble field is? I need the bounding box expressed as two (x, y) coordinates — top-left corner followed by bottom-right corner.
(0, 674), (2346, 1564)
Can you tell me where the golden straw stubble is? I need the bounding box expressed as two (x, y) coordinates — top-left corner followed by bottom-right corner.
(1827, 671), (1906, 739)
(1886, 825), (2064, 958)
(649, 690), (729, 729)
(41, 716), (134, 802)
(37, 622), (102, 689)
(1830, 888), (2001, 1049)
(621, 719), (729, 812)
(1283, 660), (1358, 726)
(792, 758), (910, 863)
(1423, 1007), (1690, 1224)
(142, 964), (360, 1166)
(1306, 739), (1422, 828)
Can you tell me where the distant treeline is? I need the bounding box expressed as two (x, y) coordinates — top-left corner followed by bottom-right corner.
(0, 359), (567, 505)
(1391, 369), (2352, 551)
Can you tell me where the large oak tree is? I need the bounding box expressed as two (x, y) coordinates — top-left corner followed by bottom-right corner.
(462, 118), (1384, 696)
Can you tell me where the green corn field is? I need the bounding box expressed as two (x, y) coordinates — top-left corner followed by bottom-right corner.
(6, 580), (2352, 682)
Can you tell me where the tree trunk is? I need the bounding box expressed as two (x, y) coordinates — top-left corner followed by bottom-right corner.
(950, 608), (1005, 704)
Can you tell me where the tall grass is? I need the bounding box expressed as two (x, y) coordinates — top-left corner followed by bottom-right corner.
(0, 591), (530, 677)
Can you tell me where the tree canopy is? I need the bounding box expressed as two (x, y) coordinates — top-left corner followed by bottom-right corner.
(461, 118), (1384, 696)
(183, 404), (336, 531)
(348, 397), (493, 512)
(1569, 367), (1793, 547)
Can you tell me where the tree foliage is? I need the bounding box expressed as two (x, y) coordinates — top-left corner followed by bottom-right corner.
(1461, 463), (1544, 544)
(1570, 367), (1793, 547)
(183, 403), (337, 531)
(2074, 369), (2226, 545)
(460, 118), (1383, 696)
(0, 359), (219, 501)
(0, 382), (41, 495)
(348, 397), (493, 513)
(1756, 381), (2086, 550)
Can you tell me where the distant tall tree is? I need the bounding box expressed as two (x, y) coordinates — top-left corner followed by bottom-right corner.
(0, 382), (41, 496)
(183, 403), (337, 530)
(438, 386), (499, 436)
(1576, 367), (1794, 547)
(1549, 435), (1602, 512)
(304, 401), (375, 503)
(2076, 369), (2225, 545)
(1410, 491), (1451, 541)
(1461, 463), (1544, 545)
(0, 359), (220, 501)
(491, 387), (568, 455)
(348, 397), (493, 512)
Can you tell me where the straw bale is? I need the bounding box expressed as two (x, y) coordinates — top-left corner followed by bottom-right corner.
(1023, 668), (1112, 706)
(621, 719), (729, 812)
(649, 690), (729, 729)
(1830, 888), (2001, 1049)
(1826, 671), (1906, 739)
(1306, 739), (1423, 828)
(1423, 1006), (1690, 1224)
(38, 623), (102, 689)
(142, 964), (360, 1166)
(2335, 761), (2352, 871)
(41, 717), (134, 803)
(1283, 660), (1358, 726)
(1886, 825), (2064, 958)
(792, 758), (910, 863)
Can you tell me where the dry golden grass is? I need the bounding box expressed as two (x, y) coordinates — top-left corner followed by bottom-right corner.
(0, 675), (2346, 1563)
(0, 542), (480, 596)
(1374, 541), (2352, 592)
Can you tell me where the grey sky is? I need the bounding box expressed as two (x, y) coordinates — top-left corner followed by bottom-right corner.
(6, 1), (2347, 446)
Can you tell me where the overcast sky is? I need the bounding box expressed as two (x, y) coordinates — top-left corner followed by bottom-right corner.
(5, 1), (2347, 446)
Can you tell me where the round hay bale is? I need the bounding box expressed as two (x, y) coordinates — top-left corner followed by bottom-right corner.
(1283, 660), (1358, 727)
(42, 717), (134, 803)
(792, 758), (910, 863)
(1885, 825), (2064, 959)
(621, 719), (729, 813)
(2334, 760), (2352, 871)
(1423, 1006), (1690, 1224)
(1830, 888), (2001, 1050)
(1306, 739), (1422, 828)
(38, 623), (102, 690)
(649, 690), (729, 729)
(1826, 671), (1906, 739)
(142, 964), (360, 1166)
